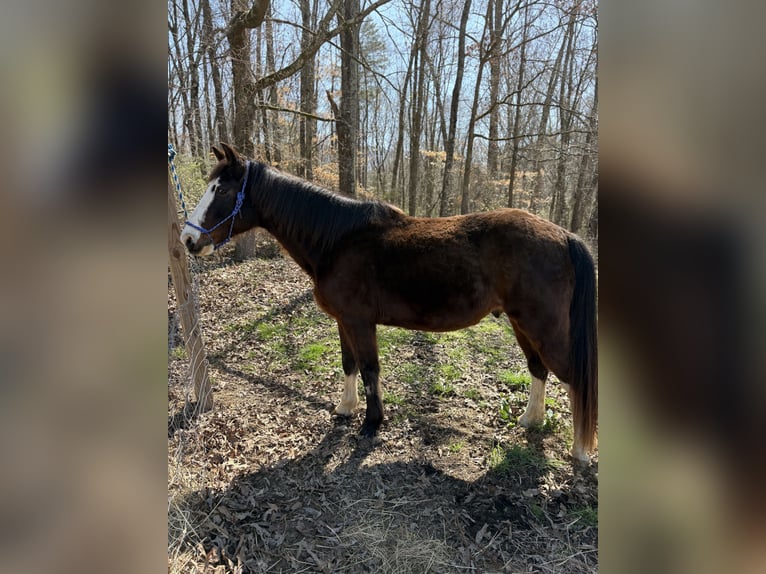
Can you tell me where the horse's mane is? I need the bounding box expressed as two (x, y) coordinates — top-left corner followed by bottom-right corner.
(251, 162), (404, 255)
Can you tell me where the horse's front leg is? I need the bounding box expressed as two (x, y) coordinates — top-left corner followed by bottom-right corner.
(339, 320), (383, 437)
(334, 321), (360, 416)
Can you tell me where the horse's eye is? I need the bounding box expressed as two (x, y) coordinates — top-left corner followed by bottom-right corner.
(216, 186), (227, 195)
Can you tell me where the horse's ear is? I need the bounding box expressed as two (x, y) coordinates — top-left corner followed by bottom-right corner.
(220, 142), (241, 165)
(211, 145), (225, 161)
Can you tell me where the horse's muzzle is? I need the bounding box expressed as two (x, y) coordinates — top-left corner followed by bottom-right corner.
(180, 232), (214, 257)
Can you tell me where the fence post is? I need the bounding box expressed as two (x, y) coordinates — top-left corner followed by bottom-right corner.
(168, 170), (213, 412)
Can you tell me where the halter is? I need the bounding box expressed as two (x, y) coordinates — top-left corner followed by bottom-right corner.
(184, 161), (251, 250)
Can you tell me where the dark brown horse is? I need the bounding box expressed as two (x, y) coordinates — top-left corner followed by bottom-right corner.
(180, 143), (597, 461)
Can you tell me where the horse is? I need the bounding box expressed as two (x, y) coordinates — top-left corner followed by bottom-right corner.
(180, 143), (597, 461)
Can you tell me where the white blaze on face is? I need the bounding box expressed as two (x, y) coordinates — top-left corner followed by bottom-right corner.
(179, 177), (219, 256)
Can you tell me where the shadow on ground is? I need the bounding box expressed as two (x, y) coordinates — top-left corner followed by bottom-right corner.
(173, 412), (597, 573)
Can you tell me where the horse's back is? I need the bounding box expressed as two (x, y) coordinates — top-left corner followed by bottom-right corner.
(313, 208), (574, 330)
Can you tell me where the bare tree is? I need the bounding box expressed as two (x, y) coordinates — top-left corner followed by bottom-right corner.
(407, 0), (431, 215)
(549, 6), (578, 225)
(227, 0), (270, 157)
(486, 0), (507, 178)
(166, 0), (597, 236)
(391, 37), (414, 209)
(440, 0), (472, 217)
(528, 13), (568, 213)
(298, 0), (318, 179)
(506, 1), (530, 208)
(460, 0), (494, 214)
(570, 79), (597, 234)
(201, 0), (228, 145)
(337, 0), (361, 196)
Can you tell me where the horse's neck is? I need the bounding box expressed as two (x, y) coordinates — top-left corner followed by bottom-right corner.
(255, 175), (325, 277)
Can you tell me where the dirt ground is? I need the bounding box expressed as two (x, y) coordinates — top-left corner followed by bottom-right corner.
(168, 239), (598, 573)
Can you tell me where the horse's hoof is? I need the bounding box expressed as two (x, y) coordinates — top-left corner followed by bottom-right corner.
(518, 413), (543, 428)
(359, 421), (379, 438)
(571, 449), (590, 464)
(334, 404), (356, 416)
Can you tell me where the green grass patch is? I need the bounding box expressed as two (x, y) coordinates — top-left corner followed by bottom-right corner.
(170, 346), (186, 360)
(384, 391), (406, 405)
(412, 331), (438, 345)
(225, 319), (287, 341)
(542, 409), (562, 433)
(295, 342), (331, 372)
(571, 505), (598, 527)
(498, 398), (516, 427)
(390, 408), (414, 425)
(438, 364), (462, 382)
(377, 327), (412, 355)
(463, 387), (482, 401)
(499, 370), (531, 388)
(398, 362), (427, 386)
(528, 503), (545, 521)
(255, 322), (284, 340)
(429, 380), (456, 396)
(444, 344), (469, 365)
(488, 444), (548, 475)
(225, 321), (250, 335)
(449, 441), (464, 453)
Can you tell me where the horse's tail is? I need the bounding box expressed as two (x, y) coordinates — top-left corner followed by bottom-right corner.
(567, 235), (598, 452)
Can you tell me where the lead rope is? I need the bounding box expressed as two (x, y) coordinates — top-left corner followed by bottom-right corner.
(167, 143), (189, 219)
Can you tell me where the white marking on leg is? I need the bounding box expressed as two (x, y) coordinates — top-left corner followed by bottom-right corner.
(334, 374), (359, 415)
(564, 382), (591, 462)
(179, 178), (219, 248)
(519, 375), (546, 427)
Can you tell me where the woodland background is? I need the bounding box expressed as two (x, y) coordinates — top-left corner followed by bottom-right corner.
(168, 0), (597, 236)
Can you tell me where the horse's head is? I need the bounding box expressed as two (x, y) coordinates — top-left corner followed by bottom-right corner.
(180, 143), (254, 256)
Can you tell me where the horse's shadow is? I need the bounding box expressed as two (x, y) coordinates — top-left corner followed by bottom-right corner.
(171, 413), (597, 572)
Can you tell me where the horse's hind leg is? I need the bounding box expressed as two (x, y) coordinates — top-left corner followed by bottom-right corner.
(334, 321), (360, 416)
(560, 382), (588, 461)
(338, 319), (383, 437)
(509, 322), (549, 428)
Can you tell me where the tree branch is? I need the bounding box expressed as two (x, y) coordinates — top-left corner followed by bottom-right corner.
(252, 0), (393, 92)
(229, 0), (271, 34)
(258, 103), (335, 122)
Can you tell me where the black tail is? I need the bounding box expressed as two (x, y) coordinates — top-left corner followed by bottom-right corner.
(567, 236), (598, 452)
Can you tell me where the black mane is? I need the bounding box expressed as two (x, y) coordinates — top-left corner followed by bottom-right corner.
(251, 162), (403, 256)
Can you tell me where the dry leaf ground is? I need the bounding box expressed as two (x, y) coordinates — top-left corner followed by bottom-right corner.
(169, 237), (598, 573)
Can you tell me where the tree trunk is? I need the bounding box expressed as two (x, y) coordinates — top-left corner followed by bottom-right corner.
(182, 0), (203, 157)
(587, 185), (598, 240)
(407, 0), (431, 215)
(528, 19), (568, 214)
(506, 2), (529, 208)
(227, 0), (270, 261)
(440, 0), (471, 217)
(228, 0), (257, 157)
(201, 0), (228, 145)
(570, 83), (598, 234)
(549, 8), (577, 225)
(460, 0), (492, 215)
(391, 40), (414, 210)
(298, 0), (317, 179)
(337, 0), (360, 197)
(486, 0), (504, 178)
(264, 13), (282, 164)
